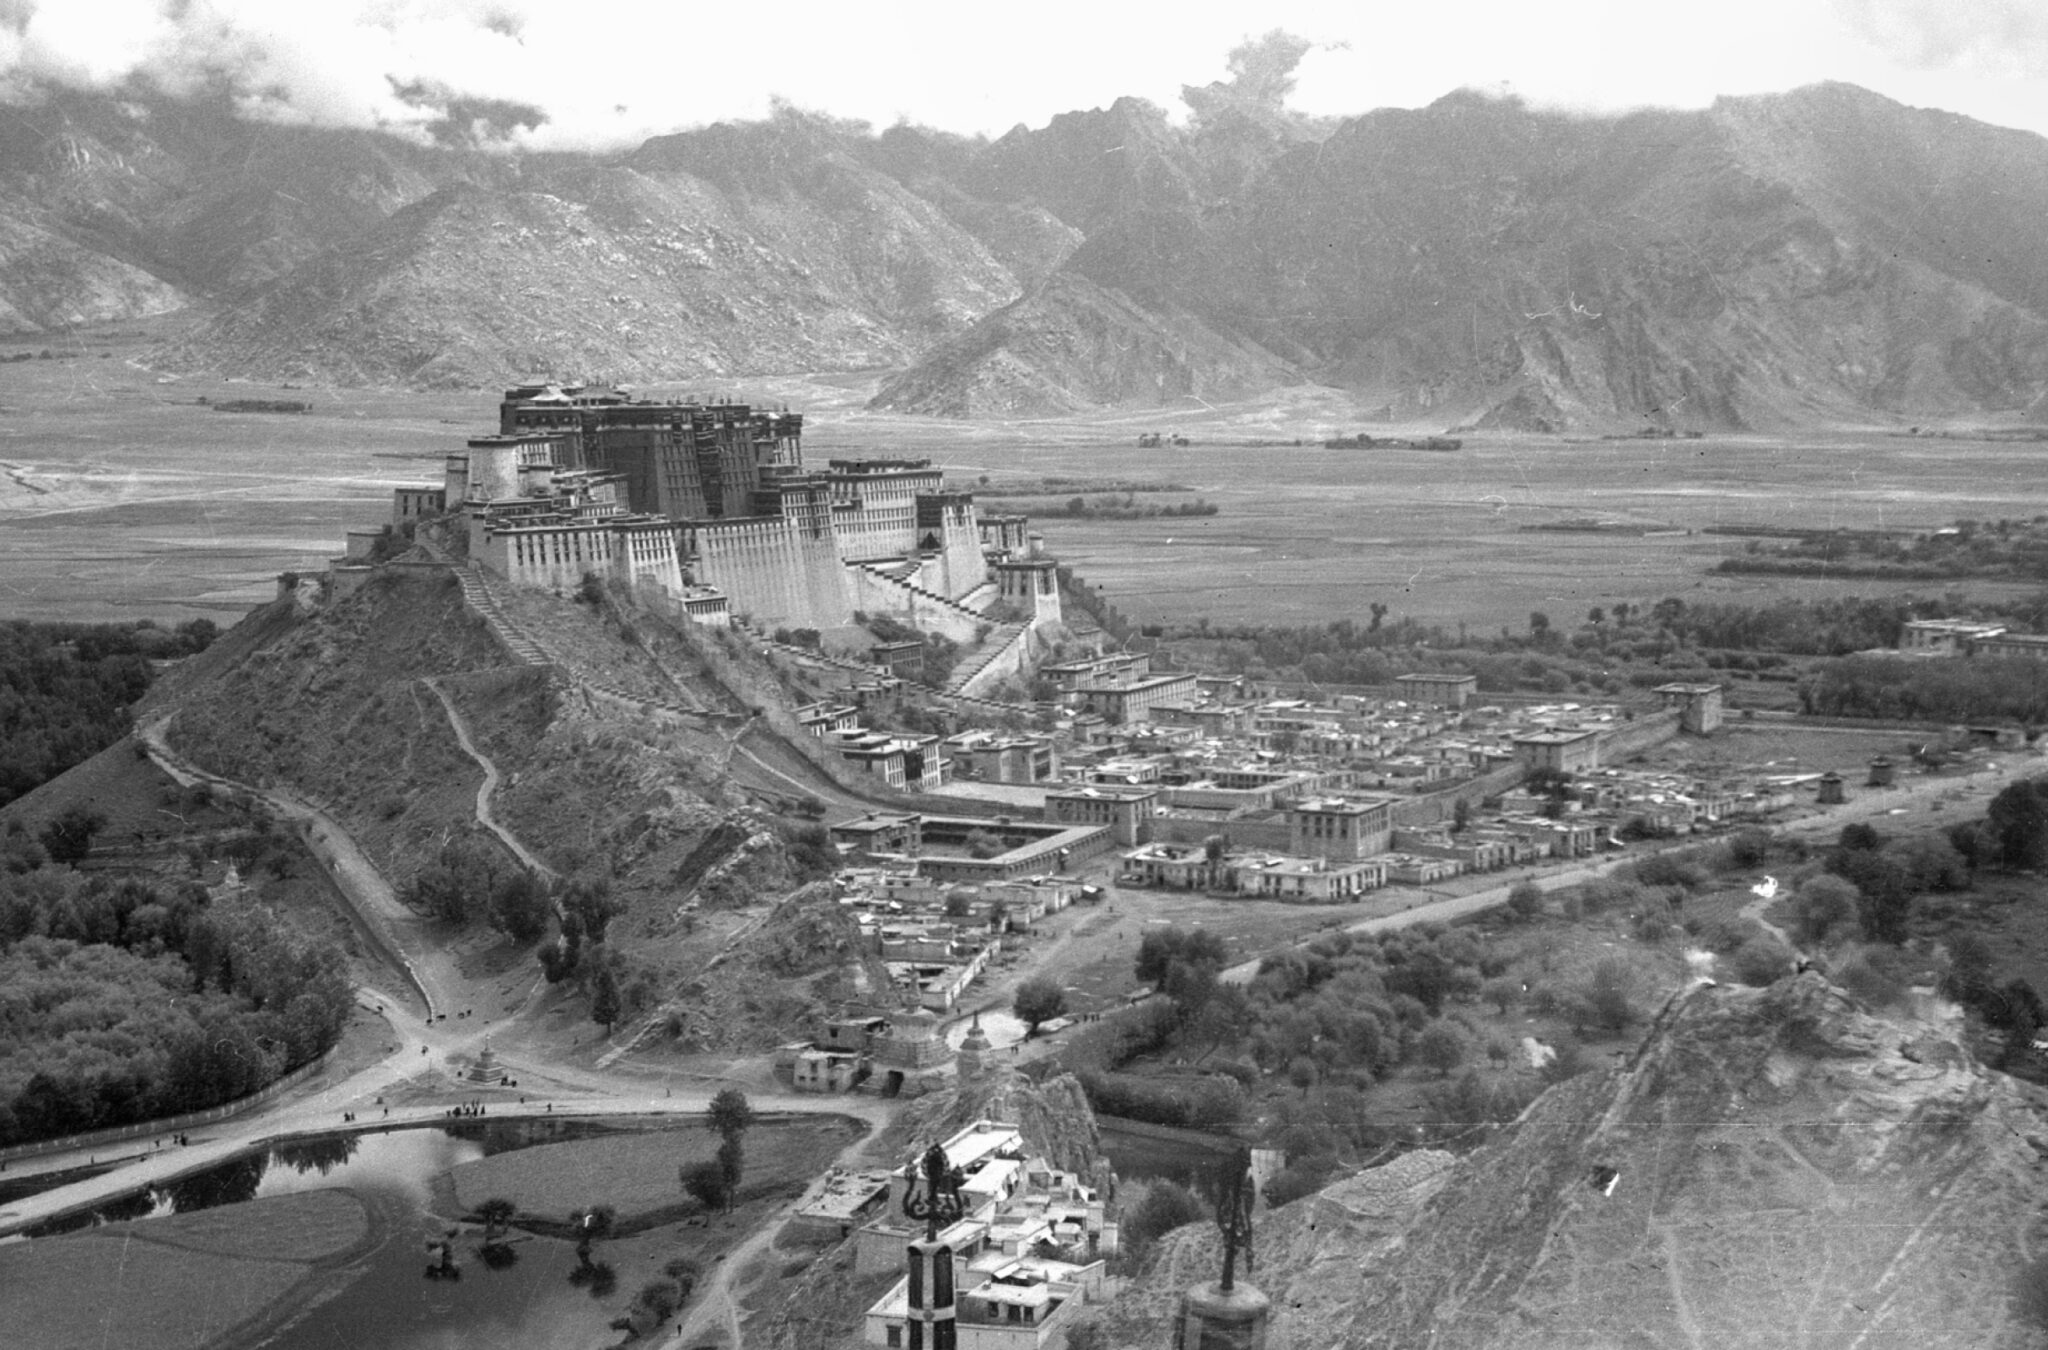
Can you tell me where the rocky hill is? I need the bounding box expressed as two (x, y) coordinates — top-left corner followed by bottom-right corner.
(1097, 972), (2048, 1349)
(151, 563), (880, 1048)
(6, 80), (2048, 425)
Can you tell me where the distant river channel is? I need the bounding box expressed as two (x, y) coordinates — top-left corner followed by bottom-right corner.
(24, 1120), (659, 1350)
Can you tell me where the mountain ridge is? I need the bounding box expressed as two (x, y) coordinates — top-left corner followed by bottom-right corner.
(2, 82), (2046, 427)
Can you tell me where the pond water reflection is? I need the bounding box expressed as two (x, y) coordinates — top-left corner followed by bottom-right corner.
(31, 1121), (652, 1350)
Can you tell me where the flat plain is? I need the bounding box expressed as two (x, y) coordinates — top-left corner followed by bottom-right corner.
(2, 332), (2039, 629)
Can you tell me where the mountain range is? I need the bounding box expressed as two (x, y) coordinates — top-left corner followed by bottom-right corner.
(4, 80), (2047, 429)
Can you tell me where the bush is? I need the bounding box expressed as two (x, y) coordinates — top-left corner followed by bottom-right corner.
(1262, 1163), (1334, 1208)
(1426, 1068), (1534, 1127)
(1540, 1036), (1591, 1085)
(1633, 852), (1706, 890)
(1730, 937), (1796, 986)
(1577, 958), (1638, 1033)
(680, 1160), (728, 1211)
(1792, 874), (1861, 945)
(1506, 881), (1544, 923)
(1726, 827), (1775, 869)
(1120, 1179), (1206, 1262)
(1633, 912), (1677, 945)
(1414, 1020), (1467, 1076)
(1833, 948), (1909, 1009)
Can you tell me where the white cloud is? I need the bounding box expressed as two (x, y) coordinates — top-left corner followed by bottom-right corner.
(0, 0), (2044, 147)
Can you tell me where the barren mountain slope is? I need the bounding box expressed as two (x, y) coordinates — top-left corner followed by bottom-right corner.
(0, 90), (496, 321)
(869, 271), (1298, 417)
(1102, 974), (2048, 1350)
(883, 85), (2048, 427)
(155, 129), (1028, 387)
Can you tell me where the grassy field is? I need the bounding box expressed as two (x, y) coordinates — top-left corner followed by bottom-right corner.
(444, 1115), (865, 1224)
(0, 1188), (369, 1350)
(1, 330), (2040, 630)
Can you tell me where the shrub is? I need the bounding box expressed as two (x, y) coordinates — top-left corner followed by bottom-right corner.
(1426, 1068), (1534, 1127)
(1577, 958), (1638, 1033)
(1506, 881), (1544, 923)
(1414, 1020), (1467, 1076)
(1538, 1036), (1592, 1084)
(1633, 852), (1706, 890)
(1730, 937), (1796, 986)
(1262, 1162), (1335, 1208)
(1120, 1179), (1206, 1261)
(1833, 948), (1909, 1009)
(1726, 827), (1775, 869)
(1633, 912), (1676, 945)
(680, 1161), (727, 1211)
(1792, 874), (1861, 945)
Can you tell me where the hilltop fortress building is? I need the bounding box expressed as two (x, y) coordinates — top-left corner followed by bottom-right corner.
(391, 383), (1058, 642)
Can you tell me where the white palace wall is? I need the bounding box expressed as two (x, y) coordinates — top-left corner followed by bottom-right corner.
(688, 516), (856, 630)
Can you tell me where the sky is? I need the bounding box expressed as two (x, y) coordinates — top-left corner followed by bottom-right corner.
(1, 0), (2046, 150)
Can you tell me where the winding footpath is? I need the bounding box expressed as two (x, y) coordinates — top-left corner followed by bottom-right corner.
(424, 677), (560, 882)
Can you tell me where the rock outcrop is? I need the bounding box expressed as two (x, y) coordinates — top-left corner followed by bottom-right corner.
(1106, 973), (2048, 1349)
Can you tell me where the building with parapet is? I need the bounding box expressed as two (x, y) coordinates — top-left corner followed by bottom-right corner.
(1396, 672), (1479, 708)
(1288, 796), (1397, 861)
(1654, 683), (1725, 734)
(1899, 619), (2006, 655)
(1513, 728), (1602, 774)
(392, 382), (1061, 639)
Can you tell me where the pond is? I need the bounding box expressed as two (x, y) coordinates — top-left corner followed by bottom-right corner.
(26, 1120), (687, 1350)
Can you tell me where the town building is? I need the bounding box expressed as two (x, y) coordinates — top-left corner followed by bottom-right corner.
(1899, 619), (2007, 655)
(1512, 729), (1602, 774)
(1287, 796), (1396, 861)
(1042, 786), (1157, 847)
(1395, 672), (1479, 708)
(1654, 682), (1725, 734)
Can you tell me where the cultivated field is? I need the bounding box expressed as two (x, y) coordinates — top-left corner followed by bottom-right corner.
(1, 330), (2039, 629)
(0, 1188), (370, 1350)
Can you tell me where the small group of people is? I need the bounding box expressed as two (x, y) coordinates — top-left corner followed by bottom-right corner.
(448, 1101), (489, 1119)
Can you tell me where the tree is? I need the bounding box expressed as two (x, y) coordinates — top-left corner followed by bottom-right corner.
(706, 1088), (754, 1211)
(1793, 874), (1861, 945)
(716, 1136), (745, 1212)
(1481, 977), (1521, 1015)
(573, 1204), (615, 1265)
(489, 871), (551, 943)
(590, 964), (622, 1033)
(1987, 778), (2048, 870)
(681, 1160), (728, 1211)
(38, 804), (105, 865)
(1506, 880), (1544, 924)
(1014, 977), (1068, 1036)
(1578, 958), (1637, 1033)
(1414, 1020), (1466, 1076)
(1830, 849), (1912, 945)
(1135, 927), (1228, 985)
(474, 1197), (516, 1246)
